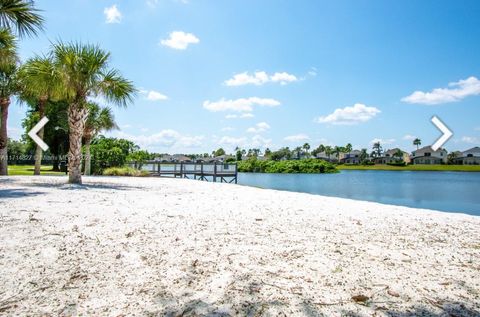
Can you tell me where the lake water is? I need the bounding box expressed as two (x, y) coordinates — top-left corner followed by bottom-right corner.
(237, 171), (480, 216)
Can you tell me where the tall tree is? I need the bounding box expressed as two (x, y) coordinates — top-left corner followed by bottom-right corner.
(372, 142), (383, 158)
(413, 138), (421, 150)
(0, 29), (17, 175)
(345, 143), (353, 156)
(0, 0), (44, 37)
(18, 56), (61, 175)
(303, 143), (310, 157)
(52, 42), (135, 184)
(83, 103), (118, 175)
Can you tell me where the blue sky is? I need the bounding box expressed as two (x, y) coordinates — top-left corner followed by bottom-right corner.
(9, 0), (480, 153)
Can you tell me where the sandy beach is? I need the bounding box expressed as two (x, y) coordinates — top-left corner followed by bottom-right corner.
(0, 176), (479, 316)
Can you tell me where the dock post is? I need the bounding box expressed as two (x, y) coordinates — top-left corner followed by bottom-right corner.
(235, 163), (238, 184)
(180, 162), (184, 178)
(213, 162), (217, 182)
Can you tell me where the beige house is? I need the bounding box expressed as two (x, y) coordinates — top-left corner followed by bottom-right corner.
(374, 148), (410, 164)
(410, 146), (447, 164)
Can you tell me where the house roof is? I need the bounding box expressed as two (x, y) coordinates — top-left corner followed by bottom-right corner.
(462, 147), (480, 154)
(413, 146), (447, 153)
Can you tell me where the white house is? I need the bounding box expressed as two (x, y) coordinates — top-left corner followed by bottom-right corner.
(410, 146), (447, 164)
(455, 147), (480, 165)
(340, 150), (362, 164)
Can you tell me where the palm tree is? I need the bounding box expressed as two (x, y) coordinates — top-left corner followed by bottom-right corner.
(0, 29), (17, 175)
(303, 142), (310, 157)
(0, 0), (44, 37)
(345, 143), (352, 156)
(294, 146), (302, 159)
(372, 141), (382, 158)
(52, 42), (136, 184)
(413, 138), (421, 150)
(360, 148), (369, 164)
(83, 103), (118, 175)
(394, 149), (404, 163)
(324, 145), (333, 161)
(18, 55), (61, 175)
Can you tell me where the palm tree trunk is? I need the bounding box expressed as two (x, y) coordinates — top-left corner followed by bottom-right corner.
(67, 103), (88, 184)
(33, 98), (47, 175)
(0, 98), (10, 176)
(84, 137), (92, 176)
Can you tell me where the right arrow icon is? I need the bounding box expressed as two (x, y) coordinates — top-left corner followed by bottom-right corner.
(431, 116), (453, 151)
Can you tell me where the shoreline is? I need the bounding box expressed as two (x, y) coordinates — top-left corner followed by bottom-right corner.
(1, 176), (479, 315)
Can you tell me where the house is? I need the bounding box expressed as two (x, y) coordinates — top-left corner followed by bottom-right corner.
(410, 146), (447, 164)
(155, 154), (192, 163)
(454, 147), (480, 165)
(340, 150), (362, 164)
(315, 152), (339, 163)
(374, 148), (410, 164)
(211, 155), (235, 163)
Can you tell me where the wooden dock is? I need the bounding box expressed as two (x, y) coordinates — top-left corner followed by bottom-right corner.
(128, 161), (238, 184)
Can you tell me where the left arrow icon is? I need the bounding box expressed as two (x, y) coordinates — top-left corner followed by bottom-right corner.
(28, 116), (49, 151)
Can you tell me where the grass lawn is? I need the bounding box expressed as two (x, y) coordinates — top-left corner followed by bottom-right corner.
(337, 164), (480, 172)
(7, 165), (65, 176)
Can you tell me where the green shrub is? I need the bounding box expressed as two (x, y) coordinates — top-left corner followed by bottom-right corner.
(237, 158), (337, 174)
(103, 167), (149, 177)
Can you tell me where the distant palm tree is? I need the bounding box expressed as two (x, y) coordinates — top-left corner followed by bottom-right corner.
(372, 142), (383, 158)
(0, 29), (17, 175)
(18, 55), (61, 175)
(325, 145), (333, 161)
(294, 146), (302, 159)
(413, 138), (421, 150)
(52, 42), (136, 184)
(0, 0), (44, 37)
(303, 142), (310, 157)
(83, 103), (118, 175)
(345, 143), (352, 156)
(360, 148), (369, 164)
(394, 149), (404, 162)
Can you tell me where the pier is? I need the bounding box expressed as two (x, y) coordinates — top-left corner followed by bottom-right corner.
(129, 161), (238, 184)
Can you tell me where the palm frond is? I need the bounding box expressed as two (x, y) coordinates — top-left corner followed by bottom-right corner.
(0, 0), (44, 37)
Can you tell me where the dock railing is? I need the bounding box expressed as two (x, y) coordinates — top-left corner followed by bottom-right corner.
(127, 161), (238, 183)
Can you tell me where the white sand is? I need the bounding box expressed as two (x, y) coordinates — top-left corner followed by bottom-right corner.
(0, 176), (479, 316)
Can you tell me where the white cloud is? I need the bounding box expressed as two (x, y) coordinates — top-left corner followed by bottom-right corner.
(224, 71), (298, 86)
(146, 0), (158, 7)
(218, 136), (247, 147)
(401, 76), (480, 105)
(246, 122), (270, 133)
(225, 113), (254, 119)
(203, 97), (280, 112)
(474, 127), (480, 131)
(284, 134), (310, 142)
(370, 138), (396, 145)
(315, 103), (380, 125)
(270, 72), (298, 85)
(308, 67), (317, 77)
(120, 124), (132, 129)
(250, 135), (272, 148)
(221, 127), (234, 132)
(104, 5), (122, 24)
(402, 134), (417, 141)
(117, 130), (203, 149)
(141, 90), (168, 101)
(218, 135), (272, 150)
(461, 136), (480, 144)
(160, 31), (199, 50)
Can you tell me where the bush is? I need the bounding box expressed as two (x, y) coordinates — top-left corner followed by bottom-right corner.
(103, 167), (149, 177)
(237, 158), (337, 174)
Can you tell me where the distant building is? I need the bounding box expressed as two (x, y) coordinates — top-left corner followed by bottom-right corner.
(340, 150), (362, 164)
(315, 152), (339, 162)
(454, 147), (480, 165)
(410, 146), (447, 164)
(155, 154), (192, 163)
(374, 148), (410, 164)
